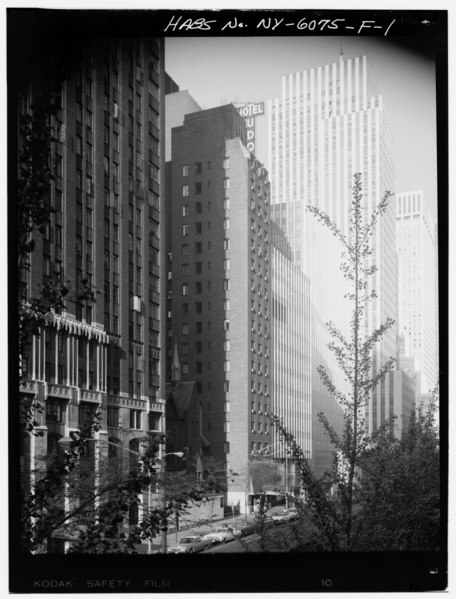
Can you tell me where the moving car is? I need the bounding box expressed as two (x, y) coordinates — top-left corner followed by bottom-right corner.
(202, 527), (236, 544)
(167, 535), (210, 554)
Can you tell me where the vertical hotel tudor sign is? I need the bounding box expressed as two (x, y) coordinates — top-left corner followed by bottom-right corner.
(237, 102), (265, 154)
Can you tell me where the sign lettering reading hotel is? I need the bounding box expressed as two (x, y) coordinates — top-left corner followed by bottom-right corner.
(237, 102), (265, 153)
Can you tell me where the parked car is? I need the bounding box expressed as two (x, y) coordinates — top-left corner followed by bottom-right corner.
(270, 508), (296, 523)
(202, 527), (236, 544)
(220, 523), (243, 538)
(167, 535), (210, 554)
(238, 522), (258, 537)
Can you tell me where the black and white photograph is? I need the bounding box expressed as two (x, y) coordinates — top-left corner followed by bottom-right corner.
(7, 7), (448, 593)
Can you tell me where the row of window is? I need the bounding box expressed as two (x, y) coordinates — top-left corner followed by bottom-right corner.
(181, 360), (231, 375)
(181, 340), (230, 355)
(182, 161), (216, 178)
(181, 177), (229, 198)
(181, 242), (230, 256)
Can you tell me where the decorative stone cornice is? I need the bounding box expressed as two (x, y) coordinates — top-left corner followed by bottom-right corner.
(46, 311), (110, 343)
(149, 401), (165, 413)
(107, 394), (147, 410)
(80, 389), (103, 404)
(47, 383), (72, 399)
(19, 380), (38, 395)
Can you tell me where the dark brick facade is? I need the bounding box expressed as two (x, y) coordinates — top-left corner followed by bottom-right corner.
(166, 105), (272, 504)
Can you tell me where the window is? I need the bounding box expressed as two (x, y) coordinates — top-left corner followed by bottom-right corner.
(195, 161), (202, 175)
(196, 361), (202, 374)
(223, 157), (230, 169)
(224, 258), (230, 270)
(223, 218), (230, 230)
(182, 224), (189, 237)
(182, 284), (189, 296)
(195, 322), (202, 334)
(182, 165), (188, 177)
(224, 361), (230, 372)
(223, 198), (230, 210)
(182, 263), (189, 276)
(195, 242), (202, 254)
(196, 341), (202, 353)
(195, 262), (202, 274)
(129, 409), (142, 429)
(224, 299), (230, 311)
(195, 301), (202, 313)
(195, 182), (202, 194)
(46, 400), (62, 423)
(224, 320), (230, 332)
(182, 363), (189, 375)
(223, 178), (230, 190)
(223, 279), (230, 291)
(224, 238), (230, 250)
(195, 222), (202, 234)
(182, 323), (189, 335)
(223, 381), (230, 392)
(107, 406), (119, 427)
(196, 202), (202, 214)
(224, 340), (230, 351)
(182, 244), (189, 256)
(182, 185), (189, 197)
(182, 343), (189, 355)
(182, 204), (189, 217)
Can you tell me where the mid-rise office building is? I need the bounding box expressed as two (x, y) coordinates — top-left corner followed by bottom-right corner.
(268, 53), (397, 458)
(270, 220), (312, 461)
(166, 104), (273, 511)
(396, 190), (438, 394)
(19, 38), (166, 540)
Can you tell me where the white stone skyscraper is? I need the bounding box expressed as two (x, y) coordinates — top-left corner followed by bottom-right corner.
(268, 53), (398, 462)
(396, 190), (438, 394)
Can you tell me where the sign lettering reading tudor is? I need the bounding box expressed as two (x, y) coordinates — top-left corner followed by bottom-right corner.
(237, 102), (265, 153)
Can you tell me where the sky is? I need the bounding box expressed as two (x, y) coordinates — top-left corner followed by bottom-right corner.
(165, 35), (438, 221)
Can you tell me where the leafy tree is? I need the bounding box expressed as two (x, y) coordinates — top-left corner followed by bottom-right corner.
(355, 383), (440, 551)
(254, 491), (269, 552)
(270, 173), (397, 551)
(21, 418), (164, 554)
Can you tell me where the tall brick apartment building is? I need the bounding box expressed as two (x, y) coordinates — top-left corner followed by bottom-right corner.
(18, 36), (166, 544)
(166, 105), (274, 511)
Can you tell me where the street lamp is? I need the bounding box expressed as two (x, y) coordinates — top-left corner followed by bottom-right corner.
(156, 451), (184, 554)
(86, 438), (183, 553)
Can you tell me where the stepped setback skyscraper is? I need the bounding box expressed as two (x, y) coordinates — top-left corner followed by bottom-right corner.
(268, 53), (398, 464)
(396, 190), (438, 394)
